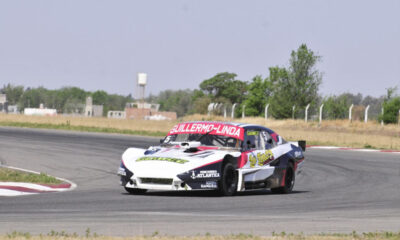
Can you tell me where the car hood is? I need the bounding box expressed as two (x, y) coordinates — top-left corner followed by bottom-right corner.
(122, 146), (240, 178)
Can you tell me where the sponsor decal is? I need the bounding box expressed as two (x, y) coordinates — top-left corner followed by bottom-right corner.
(247, 130), (259, 136)
(190, 170), (220, 179)
(294, 151), (302, 158)
(249, 149), (274, 167)
(168, 123), (244, 140)
(136, 156), (188, 164)
(200, 181), (218, 189)
(117, 167), (126, 176)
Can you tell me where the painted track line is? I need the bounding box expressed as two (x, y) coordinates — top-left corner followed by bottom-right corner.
(307, 145), (400, 154)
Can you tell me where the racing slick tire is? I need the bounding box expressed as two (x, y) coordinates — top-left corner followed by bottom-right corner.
(218, 163), (238, 196)
(124, 187), (147, 195)
(271, 162), (295, 194)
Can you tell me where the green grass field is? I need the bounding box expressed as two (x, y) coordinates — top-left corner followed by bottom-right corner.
(0, 168), (62, 184)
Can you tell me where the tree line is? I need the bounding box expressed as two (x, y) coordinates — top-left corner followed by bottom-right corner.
(150, 44), (398, 123)
(0, 85), (132, 116)
(1, 44), (399, 123)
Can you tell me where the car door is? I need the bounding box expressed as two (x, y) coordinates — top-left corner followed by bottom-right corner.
(243, 128), (265, 168)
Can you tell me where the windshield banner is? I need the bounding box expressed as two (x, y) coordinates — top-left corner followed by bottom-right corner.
(168, 123), (244, 140)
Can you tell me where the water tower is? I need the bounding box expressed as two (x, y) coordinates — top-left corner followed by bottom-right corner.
(137, 73), (147, 106)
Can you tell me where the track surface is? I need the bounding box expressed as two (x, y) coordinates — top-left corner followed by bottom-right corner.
(0, 127), (399, 236)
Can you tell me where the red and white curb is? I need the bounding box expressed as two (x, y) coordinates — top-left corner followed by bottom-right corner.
(0, 166), (77, 197)
(307, 145), (400, 154)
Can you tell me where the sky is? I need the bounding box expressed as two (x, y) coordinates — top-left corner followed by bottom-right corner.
(0, 0), (399, 98)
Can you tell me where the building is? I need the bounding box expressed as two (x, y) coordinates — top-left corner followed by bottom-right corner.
(125, 101), (177, 120)
(84, 97), (103, 117)
(7, 105), (19, 114)
(0, 94), (8, 113)
(107, 111), (126, 119)
(24, 108), (57, 116)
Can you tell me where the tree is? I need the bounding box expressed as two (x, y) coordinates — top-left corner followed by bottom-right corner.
(199, 72), (248, 104)
(322, 94), (352, 119)
(242, 75), (272, 117)
(269, 44), (322, 119)
(380, 87), (400, 124)
(192, 96), (212, 115)
(156, 89), (195, 117)
(0, 84), (24, 105)
(268, 67), (292, 118)
(92, 90), (108, 105)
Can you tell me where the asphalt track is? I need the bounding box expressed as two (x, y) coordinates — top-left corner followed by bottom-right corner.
(0, 127), (399, 236)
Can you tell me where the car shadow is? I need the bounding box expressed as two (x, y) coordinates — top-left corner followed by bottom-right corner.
(122, 189), (309, 198)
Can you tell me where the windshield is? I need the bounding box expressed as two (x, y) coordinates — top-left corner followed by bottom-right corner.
(163, 133), (241, 148)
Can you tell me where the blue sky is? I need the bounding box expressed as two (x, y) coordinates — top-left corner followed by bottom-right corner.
(0, 0), (399, 97)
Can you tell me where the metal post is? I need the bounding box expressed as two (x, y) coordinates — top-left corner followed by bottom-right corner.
(265, 104), (270, 120)
(319, 104), (324, 125)
(242, 105), (246, 119)
(381, 107), (384, 126)
(364, 105), (370, 123)
(305, 104), (310, 122)
(292, 105), (296, 120)
(223, 105), (227, 119)
(349, 104), (354, 122)
(231, 103), (237, 119)
(207, 103), (214, 116)
(398, 109), (400, 125)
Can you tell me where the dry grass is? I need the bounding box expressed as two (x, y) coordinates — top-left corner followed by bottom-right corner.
(0, 113), (175, 133)
(183, 114), (400, 150)
(1, 113), (400, 150)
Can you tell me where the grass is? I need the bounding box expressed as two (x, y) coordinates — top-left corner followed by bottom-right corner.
(1, 230), (400, 240)
(1, 113), (400, 150)
(0, 168), (62, 184)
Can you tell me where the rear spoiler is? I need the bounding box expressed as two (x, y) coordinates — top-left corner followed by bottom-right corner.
(298, 140), (306, 151)
(290, 140), (306, 152)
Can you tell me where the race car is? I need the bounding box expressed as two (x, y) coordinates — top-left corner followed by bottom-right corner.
(118, 121), (305, 196)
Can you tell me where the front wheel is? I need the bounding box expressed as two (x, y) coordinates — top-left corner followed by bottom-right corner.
(271, 162), (295, 194)
(218, 163), (238, 196)
(124, 187), (147, 195)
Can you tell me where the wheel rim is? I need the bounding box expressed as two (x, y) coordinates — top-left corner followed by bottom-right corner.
(286, 168), (294, 190)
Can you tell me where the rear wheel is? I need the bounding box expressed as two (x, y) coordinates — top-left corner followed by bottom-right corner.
(124, 187), (147, 195)
(271, 162), (295, 194)
(219, 163), (238, 196)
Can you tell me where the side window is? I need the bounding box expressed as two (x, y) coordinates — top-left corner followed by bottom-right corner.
(261, 131), (277, 149)
(245, 130), (264, 150)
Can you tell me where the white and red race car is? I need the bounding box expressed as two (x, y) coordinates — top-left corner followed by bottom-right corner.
(118, 121), (305, 196)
